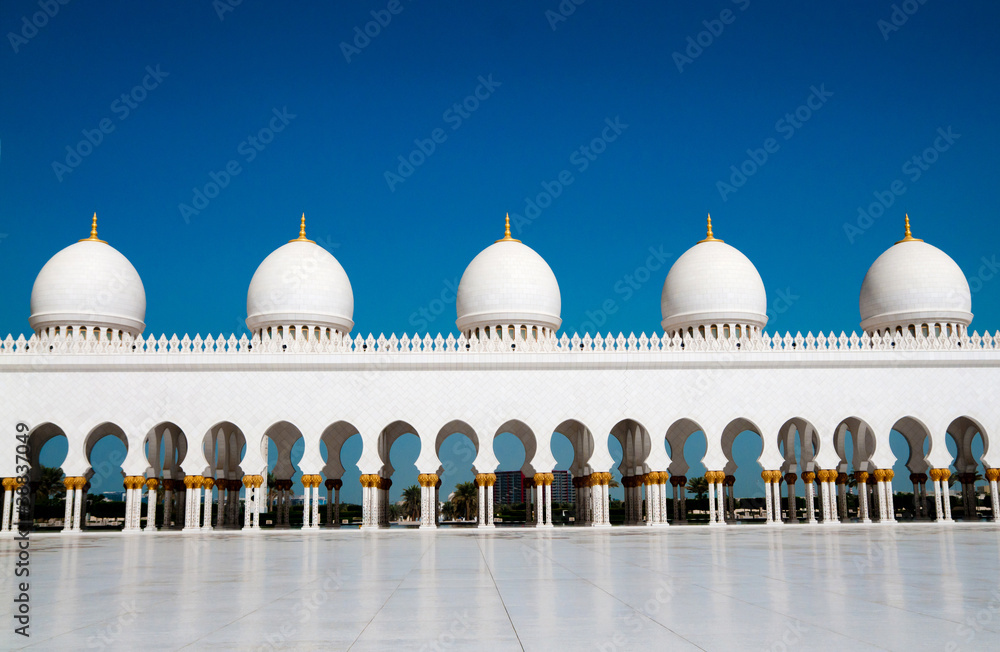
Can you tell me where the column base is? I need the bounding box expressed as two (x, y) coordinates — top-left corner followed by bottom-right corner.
(709, 521), (726, 527)
(590, 523), (611, 528)
(477, 523), (496, 529)
(535, 523), (554, 529)
(418, 523), (436, 530)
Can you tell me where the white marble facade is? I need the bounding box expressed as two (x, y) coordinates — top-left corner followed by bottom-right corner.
(1, 214), (998, 533)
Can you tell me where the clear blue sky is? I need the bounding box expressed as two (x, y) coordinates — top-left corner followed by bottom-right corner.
(3, 1), (998, 504)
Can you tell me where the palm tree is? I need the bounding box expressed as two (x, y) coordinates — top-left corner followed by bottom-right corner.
(36, 466), (66, 505)
(401, 485), (421, 521)
(452, 481), (478, 521)
(687, 476), (709, 501)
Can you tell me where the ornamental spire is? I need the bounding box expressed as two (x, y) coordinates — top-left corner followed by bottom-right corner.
(79, 213), (107, 243)
(495, 212), (521, 243)
(289, 213), (315, 243)
(896, 213), (923, 244)
(698, 213), (722, 243)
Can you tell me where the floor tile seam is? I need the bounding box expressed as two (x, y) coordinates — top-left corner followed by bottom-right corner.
(176, 539), (388, 650)
(511, 537), (708, 650)
(750, 570), (1000, 630)
(345, 535), (439, 651)
(695, 584), (916, 650)
(475, 537), (526, 651)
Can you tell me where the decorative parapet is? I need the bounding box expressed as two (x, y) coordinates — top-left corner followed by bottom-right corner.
(1, 328), (999, 356)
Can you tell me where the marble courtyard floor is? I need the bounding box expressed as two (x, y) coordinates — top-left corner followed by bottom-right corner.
(2, 523), (999, 651)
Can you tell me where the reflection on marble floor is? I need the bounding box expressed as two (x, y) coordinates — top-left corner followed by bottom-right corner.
(1, 524), (999, 651)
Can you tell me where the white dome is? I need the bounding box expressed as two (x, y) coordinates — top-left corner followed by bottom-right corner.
(661, 233), (767, 334)
(859, 234), (971, 333)
(246, 226), (354, 335)
(456, 230), (561, 334)
(29, 228), (146, 337)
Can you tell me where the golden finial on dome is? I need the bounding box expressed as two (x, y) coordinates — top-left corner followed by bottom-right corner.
(698, 213), (722, 243)
(896, 214), (923, 244)
(495, 212), (521, 243)
(289, 213), (315, 243)
(79, 213), (107, 243)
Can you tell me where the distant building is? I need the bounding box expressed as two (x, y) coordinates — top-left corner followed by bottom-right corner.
(551, 471), (574, 504)
(493, 470), (574, 505)
(493, 471), (525, 505)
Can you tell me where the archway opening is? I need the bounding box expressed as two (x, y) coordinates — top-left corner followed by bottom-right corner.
(84, 423), (129, 530)
(262, 422), (304, 528)
(27, 424), (68, 530)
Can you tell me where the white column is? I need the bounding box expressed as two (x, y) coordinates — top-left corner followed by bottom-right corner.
(487, 479), (495, 526)
(786, 475), (797, 523)
(311, 484), (320, 529)
(707, 477), (717, 524)
(855, 475), (868, 522)
(804, 474), (816, 523)
(828, 480), (840, 523)
(533, 478), (543, 527)
(73, 484), (84, 531)
(202, 482), (213, 530)
(478, 481), (486, 527)
(818, 475), (830, 522)
(334, 485), (341, 526)
(659, 482), (669, 524)
(645, 479), (656, 525)
(63, 483), (75, 532)
(884, 472), (896, 523)
(943, 475), (953, 521)
(193, 480), (203, 530)
(874, 474), (886, 522)
(302, 480), (312, 529)
(1, 486), (13, 532)
(144, 481), (157, 531)
(837, 481), (848, 521)
(242, 481), (253, 530)
(545, 478), (553, 526)
(715, 480), (725, 525)
(771, 478), (783, 524)
(988, 475), (999, 521)
(122, 484), (133, 531)
(763, 475), (774, 525)
(326, 483), (333, 526)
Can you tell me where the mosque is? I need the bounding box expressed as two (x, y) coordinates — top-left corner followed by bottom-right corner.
(1, 212), (998, 534)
